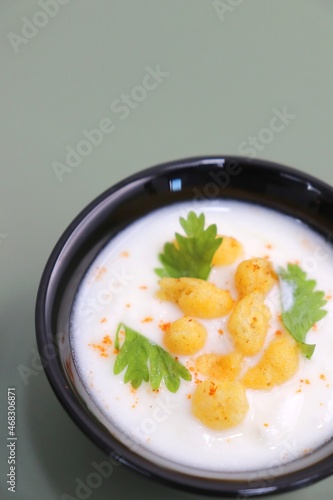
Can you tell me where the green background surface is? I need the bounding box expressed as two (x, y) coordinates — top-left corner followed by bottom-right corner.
(1, 1), (333, 499)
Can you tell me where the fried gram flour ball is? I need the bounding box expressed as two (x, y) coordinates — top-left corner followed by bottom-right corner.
(192, 380), (249, 430)
(164, 316), (207, 355)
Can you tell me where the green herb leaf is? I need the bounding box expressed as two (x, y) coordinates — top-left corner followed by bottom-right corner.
(155, 211), (222, 280)
(278, 264), (327, 359)
(114, 323), (192, 392)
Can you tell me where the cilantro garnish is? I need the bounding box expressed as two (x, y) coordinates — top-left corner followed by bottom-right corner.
(113, 323), (192, 392)
(278, 264), (327, 359)
(155, 211), (222, 280)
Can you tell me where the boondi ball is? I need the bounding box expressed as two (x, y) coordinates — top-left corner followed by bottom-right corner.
(242, 334), (299, 390)
(213, 236), (243, 266)
(192, 380), (249, 430)
(195, 352), (243, 381)
(228, 292), (271, 356)
(158, 277), (234, 319)
(235, 258), (277, 298)
(163, 316), (207, 355)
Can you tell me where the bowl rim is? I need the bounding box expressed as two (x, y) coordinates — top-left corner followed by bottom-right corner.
(35, 155), (333, 497)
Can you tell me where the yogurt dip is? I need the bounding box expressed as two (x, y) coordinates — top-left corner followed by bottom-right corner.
(70, 200), (333, 472)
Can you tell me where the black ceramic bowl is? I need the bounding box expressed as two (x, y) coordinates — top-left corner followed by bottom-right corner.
(35, 156), (333, 497)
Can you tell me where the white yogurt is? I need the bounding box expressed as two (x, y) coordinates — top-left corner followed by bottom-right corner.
(70, 201), (333, 472)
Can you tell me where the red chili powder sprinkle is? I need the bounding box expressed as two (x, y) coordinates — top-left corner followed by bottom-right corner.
(141, 317), (153, 323)
(102, 336), (112, 345)
(139, 285), (148, 290)
(187, 394), (192, 400)
(218, 329), (224, 335)
(94, 266), (107, 281)
(275, 330), (283, 336)
(100, 317), (107, 324)
(209, 382), (217, 396)
(89, 335), (113, 357)
(159, 322), (171, 332)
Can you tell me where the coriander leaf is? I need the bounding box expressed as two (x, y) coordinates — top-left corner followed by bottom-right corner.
(113, 323), (191, 392)
(114, 324), (149, 388)
(179, 211), (205, 237)
(278, 264), (327, 359)
(149, 344), (191, 393)
(155, 211), (222, 280)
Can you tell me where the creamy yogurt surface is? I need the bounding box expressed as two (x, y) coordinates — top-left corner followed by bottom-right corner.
(70, 201), (333, 472)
